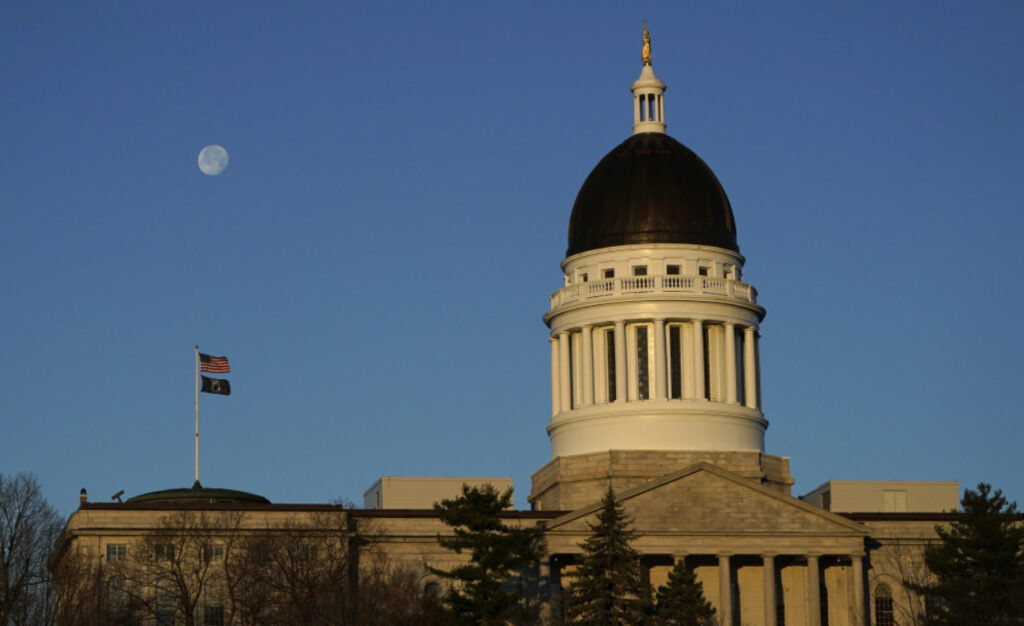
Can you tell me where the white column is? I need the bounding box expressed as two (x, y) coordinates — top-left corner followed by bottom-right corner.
(807, 554), (821, 626)
(851, 553), (866, 626)
(653, 318), (667, 400)
(614, 321), (627, 404)
(718, 553), (732, 626)
(558, 331), (571, 413)
(550, 337), (560, 416)
(763, 553), (777, 626)
(743, 326), (757, 409)
(724, 322), (737, 404)
(581, 325), (594, 406)
(692, 320), (705, 401)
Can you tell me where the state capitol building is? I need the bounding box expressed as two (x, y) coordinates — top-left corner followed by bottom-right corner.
(55, 30), (961, 626)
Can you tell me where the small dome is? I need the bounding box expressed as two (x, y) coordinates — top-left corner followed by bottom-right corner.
(126, 482), (270, 505)
(567, 133), (737, 256)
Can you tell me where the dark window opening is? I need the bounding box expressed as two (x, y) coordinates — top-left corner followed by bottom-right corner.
(204, 604), (224, 626)
(666, 264), (680, 275)
(632, 266), (647, 276)
(702, 327), (711, 400)
(669, 326), (682, 399)
(568, 333), (576, 410)
(106, 544), (126, 561)
(202, 544), (223, 563)
(606, 329), (616, 402)
(603, 268), (615, 279)
(636, 326), (649, 400)
(875, 585), (894, 626)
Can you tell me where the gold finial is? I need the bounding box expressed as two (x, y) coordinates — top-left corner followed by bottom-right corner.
(641, 20), (652, 65)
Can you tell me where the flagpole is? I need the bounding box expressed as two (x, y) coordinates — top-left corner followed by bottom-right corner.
(194, 345), (200, 485)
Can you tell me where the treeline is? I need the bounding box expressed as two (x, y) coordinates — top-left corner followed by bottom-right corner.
(429, 485), (716, 625)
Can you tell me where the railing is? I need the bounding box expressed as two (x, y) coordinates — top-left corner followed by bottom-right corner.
(550, 275), (759, 310)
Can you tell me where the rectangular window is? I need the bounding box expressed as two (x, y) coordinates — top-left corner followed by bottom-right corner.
(669, 325), (682, 399)
(698, 266), (710, 277)
(204, 604), (225, 626)
(155, 544), (174, 562)
(666, 264), (680, 275)
(156, 592), (176, 626)
(632, 265), (647, 276)
(569, 332), (579, 409)
(734, 326), (745, 406)
(202, 544), (224, 563)
(703, 326), (712, 400)
(299, 545), (318, 562)
(581, 272), (588, 282)
(106, 544), (127, 561)
(603, 268), (615, 279)
(875, 597), (894, 626)
(606, 329), (616, 403)
(635, 326), (649, 400)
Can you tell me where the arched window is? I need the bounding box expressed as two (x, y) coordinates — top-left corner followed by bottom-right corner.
(874, 583), (895, 626)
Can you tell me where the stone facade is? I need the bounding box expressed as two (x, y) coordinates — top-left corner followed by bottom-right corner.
(53, 466), (957, 626)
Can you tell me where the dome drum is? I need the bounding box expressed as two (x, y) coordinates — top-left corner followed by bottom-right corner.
(548, 401), (767, 458)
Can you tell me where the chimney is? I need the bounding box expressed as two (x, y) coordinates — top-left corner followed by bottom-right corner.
(80, 488), (87, 505)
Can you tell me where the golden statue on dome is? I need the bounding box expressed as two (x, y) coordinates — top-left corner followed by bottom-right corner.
(641, 21), (652, 64)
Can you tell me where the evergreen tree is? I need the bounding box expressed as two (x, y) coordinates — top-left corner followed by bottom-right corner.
(910, 482), (1024, 625)
(566, 487), (649, 625)
(429, 484), (545, 625)
(653, 559), (716, 626)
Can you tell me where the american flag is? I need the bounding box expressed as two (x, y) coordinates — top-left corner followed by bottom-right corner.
(199, 353), (230, 373)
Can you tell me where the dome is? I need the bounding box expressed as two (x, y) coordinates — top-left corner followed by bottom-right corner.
(125, 482), (270, 505)
(566, 132), (738, 257)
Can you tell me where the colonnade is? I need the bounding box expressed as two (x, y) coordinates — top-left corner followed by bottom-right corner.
(700, 551), (865, 626)
(550, 319), (760, 416)
(549, 550), (867, 626)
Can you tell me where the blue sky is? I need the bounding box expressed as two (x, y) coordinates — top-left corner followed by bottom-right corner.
(3, 2), (1022, 516)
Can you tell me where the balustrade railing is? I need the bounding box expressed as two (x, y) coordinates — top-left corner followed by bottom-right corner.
(550, 275), (758, 309)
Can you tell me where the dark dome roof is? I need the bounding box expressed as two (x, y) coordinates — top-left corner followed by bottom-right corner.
(125, 482), (270, 505)
(567, 133), (737, 256)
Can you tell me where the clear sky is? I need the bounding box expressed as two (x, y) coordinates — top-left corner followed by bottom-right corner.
(3, 2), (1022, 516)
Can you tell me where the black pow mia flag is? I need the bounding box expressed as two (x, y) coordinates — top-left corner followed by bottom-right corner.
(200, 376), (231, 396)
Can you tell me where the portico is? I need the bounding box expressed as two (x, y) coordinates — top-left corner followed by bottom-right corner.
(542, 463), (870, 626)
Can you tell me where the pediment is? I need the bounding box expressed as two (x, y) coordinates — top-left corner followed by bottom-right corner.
(546, 462), (867, 538)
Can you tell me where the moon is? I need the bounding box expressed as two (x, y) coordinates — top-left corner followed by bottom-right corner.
(198, 145), (229, 176)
